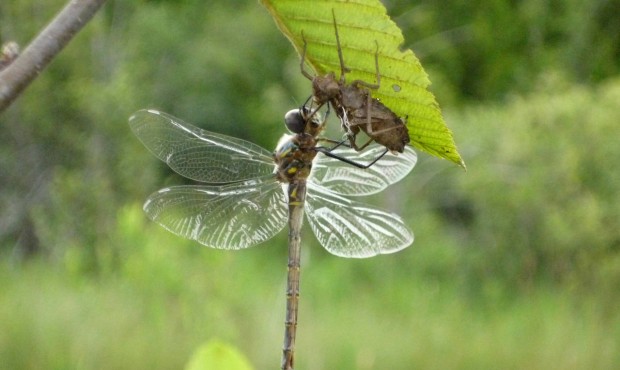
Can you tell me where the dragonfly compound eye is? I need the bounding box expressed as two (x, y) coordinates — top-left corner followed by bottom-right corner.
(284, 109), (305, 134)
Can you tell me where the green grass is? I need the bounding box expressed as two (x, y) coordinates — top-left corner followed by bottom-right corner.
(1, 226), (618, 370)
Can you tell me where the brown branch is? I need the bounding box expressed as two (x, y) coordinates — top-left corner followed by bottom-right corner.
(0, 0), (108, 113)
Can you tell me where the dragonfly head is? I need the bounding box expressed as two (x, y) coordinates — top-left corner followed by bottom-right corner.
(284, 107), (324, 136)
(284, 109), (306, 134)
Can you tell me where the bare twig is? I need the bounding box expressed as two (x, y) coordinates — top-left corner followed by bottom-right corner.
(0, 0), (108, 113)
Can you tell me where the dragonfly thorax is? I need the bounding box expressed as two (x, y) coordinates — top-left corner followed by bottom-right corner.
(277, 106), (326, 183)
(274, 133), (318, 183)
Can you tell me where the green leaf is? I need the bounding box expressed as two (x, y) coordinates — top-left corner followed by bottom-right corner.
(260, 0), (465, 167)
(185, 340), (254, 370)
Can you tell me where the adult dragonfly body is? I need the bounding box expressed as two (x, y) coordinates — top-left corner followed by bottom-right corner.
(128, 108), (416, 369)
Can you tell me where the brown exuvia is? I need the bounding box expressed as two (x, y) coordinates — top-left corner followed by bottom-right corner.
(300, 10), (410, 154)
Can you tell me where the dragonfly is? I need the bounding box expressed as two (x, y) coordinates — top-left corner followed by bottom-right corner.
(128, 108), (416, 370)
(300, 9), (410, 155)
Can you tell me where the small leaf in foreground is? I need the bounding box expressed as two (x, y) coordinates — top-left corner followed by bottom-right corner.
(185, 340), (254, 370)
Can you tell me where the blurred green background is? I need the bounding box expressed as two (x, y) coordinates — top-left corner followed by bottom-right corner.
(1, 0), (619, 369)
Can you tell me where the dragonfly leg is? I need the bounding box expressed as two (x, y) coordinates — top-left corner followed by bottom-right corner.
(300, 96), (330, 132)
(302, 95), (321, 119)
(354, 135), (375, 151)
(314, 146), (388, 169)
(317, 136), (350, 150)
(317, 131), (366, 152)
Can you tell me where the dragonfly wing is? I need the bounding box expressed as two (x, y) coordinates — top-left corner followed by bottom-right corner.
(305, 184), (413, 258)
(144, 180), (287, 249)
(310, 144), (417, 196)
(129, 109), (275, 183)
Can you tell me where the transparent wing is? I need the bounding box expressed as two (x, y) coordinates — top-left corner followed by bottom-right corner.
(310, 144), (417, 196)
(305, 184), (413, 258)
(144, 179), (287, 249)
(129, 109), (275, 183)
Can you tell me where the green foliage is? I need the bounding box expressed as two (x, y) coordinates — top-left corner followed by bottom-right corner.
(1, 222), (619, 369)
(2, 0), (620, 368)
(4, 78), (620, 368)
(387, 0), (620, 102)
(2, 0), (294, 261)
(423, 76), (620, 292)
(261, 0), (465, 166)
